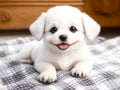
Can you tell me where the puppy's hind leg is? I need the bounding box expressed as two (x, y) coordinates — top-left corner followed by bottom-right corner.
(35, 61), (57, 84)
(18, 43), (33, 64)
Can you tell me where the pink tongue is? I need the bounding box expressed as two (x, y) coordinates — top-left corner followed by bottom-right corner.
(58, 44), (69, 49)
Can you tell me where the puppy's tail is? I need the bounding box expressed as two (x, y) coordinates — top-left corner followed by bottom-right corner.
(18, 41), (35, 64)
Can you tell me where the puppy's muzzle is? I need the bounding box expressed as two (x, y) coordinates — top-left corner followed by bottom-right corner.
(50, 34), (78, 51)
(59, 34), (67, 42)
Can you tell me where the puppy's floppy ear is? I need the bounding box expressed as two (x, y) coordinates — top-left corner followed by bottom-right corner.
(29, 13), (46, 40)
(81, 13), (100, 41)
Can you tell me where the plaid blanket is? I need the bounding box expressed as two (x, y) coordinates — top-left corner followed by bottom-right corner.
(0, 36), (120, 90)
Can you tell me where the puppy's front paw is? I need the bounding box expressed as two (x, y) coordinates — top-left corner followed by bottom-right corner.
(70, 65), (92, 77)
(37, 71), (57, 84)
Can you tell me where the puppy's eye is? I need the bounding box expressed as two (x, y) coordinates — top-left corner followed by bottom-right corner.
(50, 27), (57, 34)
(69, 26), (77, 33)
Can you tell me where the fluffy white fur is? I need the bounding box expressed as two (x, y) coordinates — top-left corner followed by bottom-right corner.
(19, 5), (100, 84)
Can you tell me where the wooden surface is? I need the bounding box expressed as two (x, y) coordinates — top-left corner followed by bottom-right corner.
(0, 0), (120, 30)
(84, 0), (120, 27)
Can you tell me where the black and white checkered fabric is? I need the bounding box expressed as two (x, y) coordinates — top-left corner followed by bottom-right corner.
(0, 36), (120, 90)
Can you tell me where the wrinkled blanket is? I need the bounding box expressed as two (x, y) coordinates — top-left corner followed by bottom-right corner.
(0, 36), (120, 90)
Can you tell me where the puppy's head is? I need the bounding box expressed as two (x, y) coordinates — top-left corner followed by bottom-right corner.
(30, 5), (100, 52)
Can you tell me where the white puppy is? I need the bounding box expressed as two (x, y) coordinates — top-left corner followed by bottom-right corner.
(19, 5), (100, 84)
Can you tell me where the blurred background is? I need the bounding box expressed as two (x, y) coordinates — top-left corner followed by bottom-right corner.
(0, 0), (120, 40)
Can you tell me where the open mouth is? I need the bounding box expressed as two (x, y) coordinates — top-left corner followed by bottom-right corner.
(57, 43), (70, 50)
(50, 41), (78, 51)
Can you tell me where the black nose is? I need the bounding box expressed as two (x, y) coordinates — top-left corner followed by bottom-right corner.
(59, 35), (67, 41)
